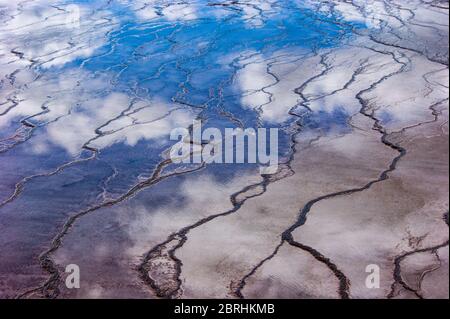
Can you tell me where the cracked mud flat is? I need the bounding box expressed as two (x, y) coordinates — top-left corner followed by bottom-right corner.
(0, 0), (448, 299)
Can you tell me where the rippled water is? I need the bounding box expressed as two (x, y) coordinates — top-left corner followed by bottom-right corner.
(0, 0), (448, 299)
(0, 4), (358, 211)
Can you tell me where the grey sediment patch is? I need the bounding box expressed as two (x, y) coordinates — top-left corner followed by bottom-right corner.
(16, 159), (206, 299)
(237, 39), (418, 300)
(137, 50), (335, 299)
(388, 212), (450, 299)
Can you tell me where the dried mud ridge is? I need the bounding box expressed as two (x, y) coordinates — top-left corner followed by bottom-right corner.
(388, 212), (449, 299)
(140, 43), (445, 300)
(0, 0), (447, 299)
(17, 158), (206, 299)
(235, 48), (409, 299)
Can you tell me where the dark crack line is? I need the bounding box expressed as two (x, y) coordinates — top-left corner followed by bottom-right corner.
(287, 236), (350, 299)
(388, 212), (450, 299)
(235, 37), (422, 300)
(136, 48), (338, 299)
(16, 159), (206, 299)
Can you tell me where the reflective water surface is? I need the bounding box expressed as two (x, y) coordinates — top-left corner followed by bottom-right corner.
(0, 0), (448, 299)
